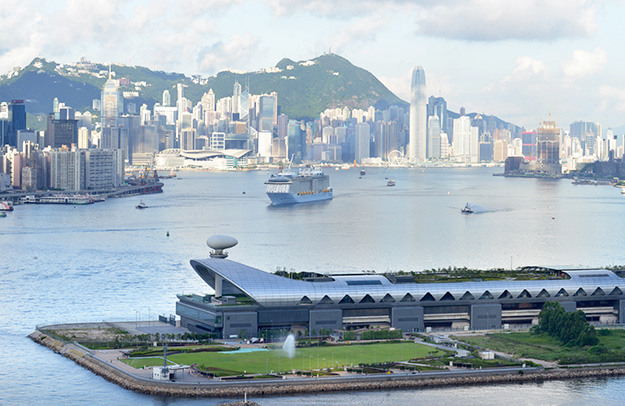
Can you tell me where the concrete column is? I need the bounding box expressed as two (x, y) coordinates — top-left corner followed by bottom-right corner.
(215, 275), (222, 297)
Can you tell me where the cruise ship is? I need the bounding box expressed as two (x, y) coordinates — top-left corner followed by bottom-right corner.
(265, 166), (332, 205)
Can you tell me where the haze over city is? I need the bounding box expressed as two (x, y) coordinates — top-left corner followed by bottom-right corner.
(0, 0), (622, 130)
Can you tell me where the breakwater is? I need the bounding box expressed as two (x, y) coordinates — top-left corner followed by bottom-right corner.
(29, 330), (625, 398)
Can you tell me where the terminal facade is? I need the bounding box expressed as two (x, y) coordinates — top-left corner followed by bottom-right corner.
(176, 243), (625, 338)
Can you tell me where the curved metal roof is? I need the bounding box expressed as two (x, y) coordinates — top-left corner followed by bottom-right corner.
(190, 258), (625, 308)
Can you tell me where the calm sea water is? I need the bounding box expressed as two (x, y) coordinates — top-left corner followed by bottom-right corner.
(2, 167), (625, 405)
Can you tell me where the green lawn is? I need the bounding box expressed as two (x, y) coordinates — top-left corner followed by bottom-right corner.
(454, 329), (625, 364)
(122, 357), (177, 369)
(123, 341), (446, 375)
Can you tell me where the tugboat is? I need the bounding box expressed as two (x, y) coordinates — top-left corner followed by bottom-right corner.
(136, 200), (148, 209)
(461, 203), (473, 214)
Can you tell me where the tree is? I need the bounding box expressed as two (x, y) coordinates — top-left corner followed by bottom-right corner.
(533, 301), (598, 347)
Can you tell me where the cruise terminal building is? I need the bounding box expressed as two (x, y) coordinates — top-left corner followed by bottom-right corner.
(176, 237), (625, 338)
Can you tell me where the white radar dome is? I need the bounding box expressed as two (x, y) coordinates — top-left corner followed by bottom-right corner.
(207, 235), (238, 258)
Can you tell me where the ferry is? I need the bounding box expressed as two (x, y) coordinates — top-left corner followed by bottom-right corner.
(0, 201), (13, 211)
(265, 166), (333, 205)
(20, 194), (94, 205)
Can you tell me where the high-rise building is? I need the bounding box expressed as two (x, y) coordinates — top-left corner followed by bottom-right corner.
(7, 100), (26, 147)
(409, 66), (427, 163)
(536, 119), (561, 175)
(202, 89), (215, 113)
(355, 122), (370, 164)
(101, 71), (121, 127)
(46, 113), (78, 148)
(162, 90), (171, 107)
(452, 116), (479, 163)
(427, 115), (441, 159)
(232, 81), (241, 119)
(258, 95), (275, 132)
(427, 96), (448, 135)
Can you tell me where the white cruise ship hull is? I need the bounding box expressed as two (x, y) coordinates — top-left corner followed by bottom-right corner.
(267, 189), (333, 205)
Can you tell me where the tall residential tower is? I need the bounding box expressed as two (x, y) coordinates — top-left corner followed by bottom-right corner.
(409, 66), (427, 163)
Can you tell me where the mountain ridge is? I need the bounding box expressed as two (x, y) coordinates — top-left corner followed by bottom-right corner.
(0, 54), (523, 134)
(0, 54), (408, 120)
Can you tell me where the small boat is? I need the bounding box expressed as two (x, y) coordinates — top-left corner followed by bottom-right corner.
(621, 189), (625, 195)
(0, 201), (14, 211)
(136, 201), (148, 209)
(0, 211), (6, 217)
(387, 180), (396, 187)
(360, 169), (366, 176)
(461, 203), (473, 214)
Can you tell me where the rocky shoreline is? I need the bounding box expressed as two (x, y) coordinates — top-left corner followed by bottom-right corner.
(30, 330), (625, 398)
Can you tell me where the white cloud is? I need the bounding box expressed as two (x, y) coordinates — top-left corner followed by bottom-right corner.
(197, 34), (261, 74)
(598, 85), (625, 113)
(562, 48), (607, 80)
(415, 0), (597, 41)
(328, 16), (388, 54)
(500, 57), (547, 85)
(265, 0), (398, 17)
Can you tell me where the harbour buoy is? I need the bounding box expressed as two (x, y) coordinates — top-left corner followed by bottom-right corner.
(166, 231), (170, 237)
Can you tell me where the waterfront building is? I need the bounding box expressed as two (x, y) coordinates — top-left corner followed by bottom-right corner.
(258, 131), (272, 161)
(493, 139), (508, 162)
(50, 150), (86, 191)
(49, 148), (124, 191)
(440, 133), (450, 159)
(85, 149), (124, 189)
(452, 116), (479, 163)
(536, 119), (562, 175)
(409, 66), (427, 163)
(177, 238), (625, 339)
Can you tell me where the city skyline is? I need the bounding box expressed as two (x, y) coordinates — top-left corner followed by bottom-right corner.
(0, 1), (621, 131)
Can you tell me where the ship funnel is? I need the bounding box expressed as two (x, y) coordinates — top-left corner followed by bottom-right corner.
(207, 235), (238, 258)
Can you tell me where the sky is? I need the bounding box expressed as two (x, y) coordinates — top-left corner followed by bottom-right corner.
(0, 0), (623, 131)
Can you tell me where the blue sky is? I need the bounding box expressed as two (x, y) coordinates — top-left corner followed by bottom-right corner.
(0, 0), (622, 130)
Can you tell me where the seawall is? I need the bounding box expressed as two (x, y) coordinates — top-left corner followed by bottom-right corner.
(29, 330), (625, 398)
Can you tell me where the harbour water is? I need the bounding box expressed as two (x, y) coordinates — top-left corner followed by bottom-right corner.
(2, 167), (625, 405)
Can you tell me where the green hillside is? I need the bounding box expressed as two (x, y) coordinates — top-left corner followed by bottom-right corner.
(0, 54), (407, 120)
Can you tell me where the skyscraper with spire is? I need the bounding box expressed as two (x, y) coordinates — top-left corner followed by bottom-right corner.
(232, 81), (241, 119)
(409, 66), (427, 163)
(101, 65), (121, 127)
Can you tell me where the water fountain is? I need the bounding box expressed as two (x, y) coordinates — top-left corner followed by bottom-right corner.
(282, 334), (296, 358)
